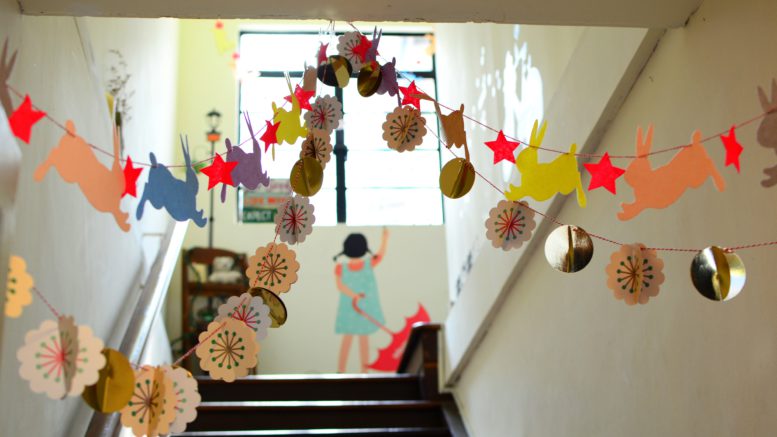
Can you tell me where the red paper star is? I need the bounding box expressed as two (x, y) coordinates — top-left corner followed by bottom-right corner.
(201, 153), (238, 190)
(284, 85), (315, 111)
(9, 95), (46, 144)
(121, 155), (143, 198)
(583, 152), (625, 194)
(399, 81), (422, 110)
(720, 125), (743, 173)
(260, 120), (281, 152)
(317, 43), (329, 65)
(484, 130), (519, 164)
(351, 35), (372, 63)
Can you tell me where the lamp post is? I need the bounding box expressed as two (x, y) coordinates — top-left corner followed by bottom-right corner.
(206, 109), (221, 248)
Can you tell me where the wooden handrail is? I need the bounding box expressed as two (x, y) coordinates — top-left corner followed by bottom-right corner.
(85, 220), (188, 437)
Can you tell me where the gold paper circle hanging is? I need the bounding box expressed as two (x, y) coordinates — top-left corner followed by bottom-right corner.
(251, 286), (288, 327)
(690, 246), (746, 301)
(290, 157), (324, 197)
(357, 61), (383, 97)
(81, 348), (134, 413)
(317, 55), (352, 88)
(544, 225), (594, 273)
(439, 158), (475, 199)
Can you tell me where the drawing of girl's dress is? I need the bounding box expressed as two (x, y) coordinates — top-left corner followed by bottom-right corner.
(335, 261), (385, 335)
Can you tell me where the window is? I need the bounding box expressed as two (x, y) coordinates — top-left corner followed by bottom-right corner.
(238, 30), (442, 226)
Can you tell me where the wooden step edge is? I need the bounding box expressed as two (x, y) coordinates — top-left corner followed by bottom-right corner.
(196, 374), (420, 384)
(173, 427), (450, 436)
(197, 400), (442, 410)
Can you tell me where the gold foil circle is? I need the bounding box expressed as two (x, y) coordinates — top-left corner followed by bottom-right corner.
(290, 157), (324, 197)
(317, 55), (352, 88)
(357, 61), (382, 97)
(544, 225), (594, 273)
(439, 158), (475, 199)
(690, 246), (746, 301)
(251, 287), (288, 327)
(81, 348), (134, 413)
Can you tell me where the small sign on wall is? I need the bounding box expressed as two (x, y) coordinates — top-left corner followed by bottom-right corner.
(238, 179), (292, 223)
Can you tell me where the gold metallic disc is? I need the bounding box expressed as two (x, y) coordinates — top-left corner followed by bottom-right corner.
(81, 348), (134, 413)
(290, 157), (324, 197)
(690, 246), (746, 301)
(317, 55), (352, 88)
(439, 158), (475, 199)
(251, 287), (288, 327)
(357, 61), (382, 97)
(544, 225), (594, 273)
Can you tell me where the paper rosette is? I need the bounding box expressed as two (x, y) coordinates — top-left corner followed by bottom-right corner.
(382, 106), (427, 152)
(274, 196), (316, 244)
(300, 129), (333, 169)
(17, 316), (105, 399)
(195, 318), (259, 382)
(336, 31), (366, 71)
(605, 243), (665, 305)
(163, 365), (201, 434)
(6, 255), (34, 318)
(216, 292), (272, 342)
(247, 243), (300, 293)
(304, 95), (342, 134)
(485, 200), (537, 251)
(120, 366), (177, 437)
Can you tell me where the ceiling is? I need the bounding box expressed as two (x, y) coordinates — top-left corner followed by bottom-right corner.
(18, 0), (701, 28)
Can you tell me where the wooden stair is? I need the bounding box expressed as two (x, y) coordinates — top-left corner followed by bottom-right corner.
(173, 324), (466, 437)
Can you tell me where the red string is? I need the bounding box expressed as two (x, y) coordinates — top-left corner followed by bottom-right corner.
(31, 286), (60, 318)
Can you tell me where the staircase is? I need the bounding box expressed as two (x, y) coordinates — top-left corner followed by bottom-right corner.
(174, 324), (467, 436)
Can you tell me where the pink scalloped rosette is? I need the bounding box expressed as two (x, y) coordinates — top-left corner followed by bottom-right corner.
(605, 243), (665, 305)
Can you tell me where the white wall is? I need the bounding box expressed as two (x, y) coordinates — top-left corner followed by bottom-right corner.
(0, 9), (179, 436)
(440, 0), (777, 435)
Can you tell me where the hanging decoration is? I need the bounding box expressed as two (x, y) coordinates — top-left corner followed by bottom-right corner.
(120, 365), (177, 437)
(200, 153), (237, 191)
(485, 200), (536, 251)
(365, 27), (382, 63)
(300, 129), (333, 168)
(216, 292), (272, 342)
(719, 126), (743, 173)
(756, 79), (777, 187)
(357, 61), (383, 97)
(136, 136), (207, 228)
(17, 316), (106, 399)
(260, 120), (281, 153)
(505, 120), (587, 207)
(317, 55), (352, 88)
(5, 255), (33, 318)
(605, 243), (665, 306)
(544, 225), (594, 273)
(121, 156), (143, 198)
(618, 127), (725, 221)
(583, 152), (626, 194)
(81, 348), (135, 413)
(283, 84), (316, 111)
(439, 157), (476, 199)
(195, 318), (259, 382)
(272, 95), (307, 145)
(275, 196), (316, 244)
(247, 243), (300, 294)
(252, 287), (289, 328)
(34, 122), (131, 232)
(9, 94), (46, 144)
(690, 246), (746, 302)
(337, 31), (368, 72)
(485, 130), (519, 164)
(304, 95), (342, 134)
(382, 106), (427, 152)
(398, 81), (423, 110)
(377, 57), (399, 97)
(220, 113), (271, 203)
(164, 365), (202, 434)
(290, 156), (324, 197)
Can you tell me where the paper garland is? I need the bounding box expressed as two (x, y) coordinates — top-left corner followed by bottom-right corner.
(304, 95), (342, 134)
(82, 348), (135, 413)
(195, 318), (259, 382)
(274, 196), (316, 244)
(756, 79), (777, 187)
(300, 128), (333, 169)
(17, 316), (105, 399)
(485, 200), (536, 251)
(164, 365), (202, 434)
(216, 292), (272, 342)
(337, 31), (367, 72)
(6, 255), (33, 318)
(272, 95), (307, 146)
(605, 243), (665, 305)
(247, 243), (300, 293)
(383, 106), (427, 152)
(120, 365), (177, 437)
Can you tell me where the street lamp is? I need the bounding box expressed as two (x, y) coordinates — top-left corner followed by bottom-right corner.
(206, 109), (221, 248)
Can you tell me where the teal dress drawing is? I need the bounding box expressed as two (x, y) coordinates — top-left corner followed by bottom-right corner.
(335, 261), (385, 335)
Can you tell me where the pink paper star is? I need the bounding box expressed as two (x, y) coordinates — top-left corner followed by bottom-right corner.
(720, 125), (743, 173)
(399, 81), (422, 110)
(351, 35), (372, 63)
(484, 130), (519, 164)
(121, 155), (143, 198)
(9, 95), (46, 144)
(260, 120), (281, 152)
(584, 152), (625, 194)
(284, 85), (316, 111)
(201, 153), (238, 190)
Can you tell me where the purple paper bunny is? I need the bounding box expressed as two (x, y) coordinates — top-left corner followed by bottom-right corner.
(377, 57), (399, 98)
(220, 113), (271, 202)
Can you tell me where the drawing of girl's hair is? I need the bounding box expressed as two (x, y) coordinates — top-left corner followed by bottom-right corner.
(333, 233), (374, 261)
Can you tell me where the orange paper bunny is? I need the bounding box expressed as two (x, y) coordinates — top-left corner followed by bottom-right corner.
(618, 125), (725, 221)
(34, 121), (130, 231)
